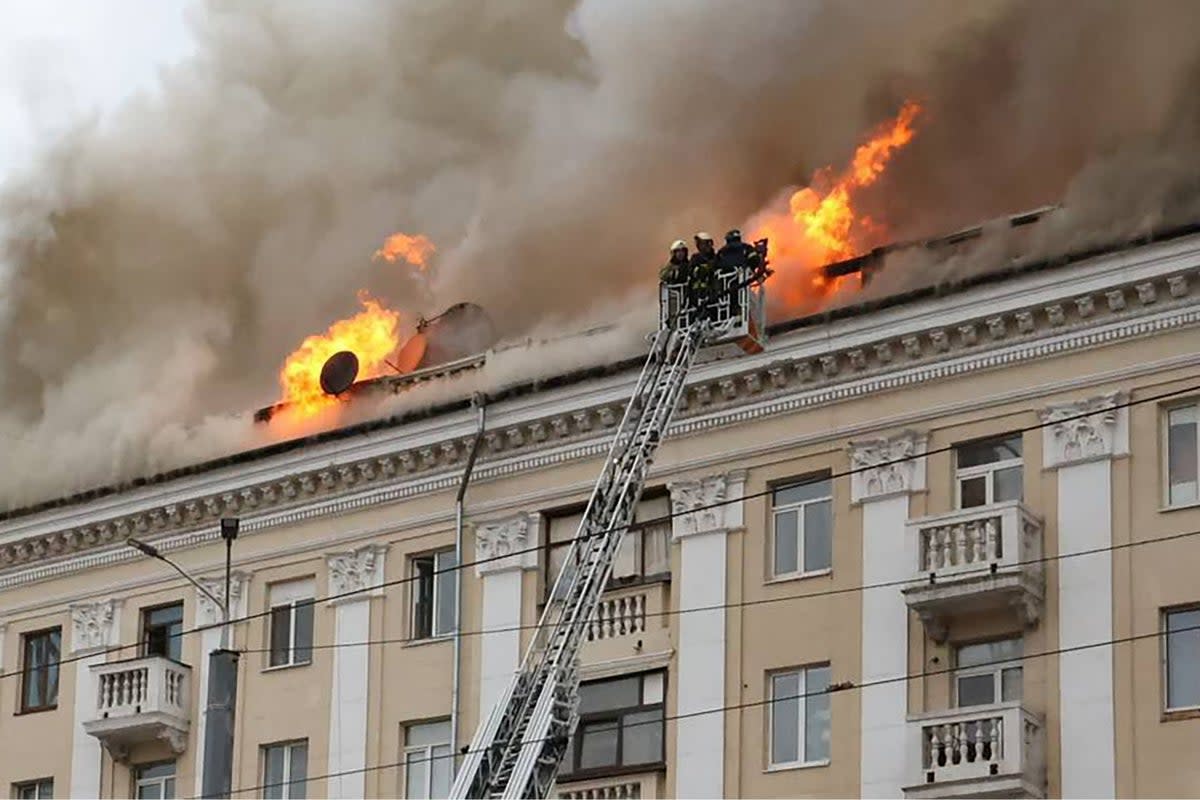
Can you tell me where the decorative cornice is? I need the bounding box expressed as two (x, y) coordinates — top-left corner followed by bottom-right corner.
(1039, 391), (1130, 468)
(668, 470), (747, 539)
(325, 544), (388, 603)
(70, 599), (121, 654)
(848, 430), (928, 504)
(0, 246), (1198, 587)
(195, 571), (251, 627)
(474, 512), (540, 576)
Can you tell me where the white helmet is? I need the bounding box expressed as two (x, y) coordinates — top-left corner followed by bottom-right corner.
(670, 239), (687, 253)
(694, 231), (713, 243)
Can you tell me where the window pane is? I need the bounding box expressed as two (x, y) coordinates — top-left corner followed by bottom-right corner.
(1001, 666), (1023, 702)
(959, 476), (987, 508)
(430, 744), (452, 799)
(1167, 608), (1200, 709)
(407, 720), (451, 747)
(622, 709), (663, 765)
(803, 500), (833, 572)
(137, 784), (162, 800)
(435, 552), (458, 637)
(264, 746), (286, 800)
(774, 478), (832, 507)
(612, 529), (641, 580)
(578, 720), (619, 769)
(957, 637), (1022, 667)
(773, 510), (798, 575)
(771, 672), (800, 765)
(405, 751), (428, 799)
(956, 674), (995, 707)
(289, 743), (307, 800)
(805, 666), (831, 763)
(957, 435), (1022, 468)
(578, 677), (640, 714)
(641, 522), (671, 575)
(293, 601), (314, 664)
(1168, 407), (1199, 505)
(163, 777), (175, 800)
(270, 606), (292, 667)
(413, 559), (434, 639)
(45, 632), (60, 708)
(994, 466), (1023, 503)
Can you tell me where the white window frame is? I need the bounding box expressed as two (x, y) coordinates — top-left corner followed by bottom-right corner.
(410, 550), (457, 640)
(1163, 605), (1200, 713)
(402, 719), (452, 799)
(769, 477), (833, 580)
(13, 778), (53, 799)
(1163, 402), (1200, 508)
(954, 434), (1023, 509)
(267, 578), (315, 669)
(134, 760), (176, 800)
(262, 739), (307, 800)
(953, 637), (1023, 708)
(767, 663), (832, 770)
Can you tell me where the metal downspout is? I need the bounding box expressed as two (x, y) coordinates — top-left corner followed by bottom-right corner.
(452, 392), (487, 772)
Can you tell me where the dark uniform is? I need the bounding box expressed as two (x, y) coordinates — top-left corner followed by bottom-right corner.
(688, 236), (719, 319)
(716, 230), (761, 319)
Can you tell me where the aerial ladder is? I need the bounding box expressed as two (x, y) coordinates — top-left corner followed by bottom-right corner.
(450, 242), (769, 799)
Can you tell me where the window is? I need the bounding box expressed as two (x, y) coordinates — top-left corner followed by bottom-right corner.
(955, 434), (1023, 508)
(770, 475), (832, 578)
(12, 779), (53, 799)
(955, 637), (1023, 707)
(769, 664), (831, 768)
(20, 628), (61, 712)
(134, 761), (175, 800)
(560, 672), (665, 777)
(268, 579), (314, 668)
(1166, 404), (1199, 506)
(262, 740), (308, 800)
(546, 495), (671, 601)
(411, 551), (457, 640)
(403, 720), (451, 799)
(141, 603), (184, 661)
(1165, 606), (1200, 711)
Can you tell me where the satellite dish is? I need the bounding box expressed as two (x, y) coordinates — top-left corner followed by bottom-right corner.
(393, 333), (428, 373)
(320, 350), (360, 395)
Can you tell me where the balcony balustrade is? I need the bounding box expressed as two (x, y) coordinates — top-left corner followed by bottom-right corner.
(83, 655), (191, 761)
(555, 771), (662, 799)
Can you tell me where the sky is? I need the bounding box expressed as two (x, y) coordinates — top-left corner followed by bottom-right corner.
(0, 0), (197, 180)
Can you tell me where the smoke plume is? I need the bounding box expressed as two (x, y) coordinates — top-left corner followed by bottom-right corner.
(1, 0), (1199, 510)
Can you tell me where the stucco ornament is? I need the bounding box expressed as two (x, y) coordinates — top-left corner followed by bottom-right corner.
(668, 471), (744, 538)
(326, 544), (388, 599)
(1039, 391), (1128, 467)
(196, 571), (250, 627)
(848, 430), (928, 503)
(70, 599), (120, 653)
(475, 513), (539, 576)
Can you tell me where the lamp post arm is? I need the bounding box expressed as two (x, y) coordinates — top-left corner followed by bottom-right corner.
(153, 553), (227, 621)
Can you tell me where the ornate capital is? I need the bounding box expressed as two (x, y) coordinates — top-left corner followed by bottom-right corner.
(668, 470), (746, 540)
(848, 430), (928, 504)
(326, 544), (389, 603)
(196, 571), (251, 627)
(1039, 391), (1128, 468)
(475, 512), (539, 577)
(70, 599), (121, 654)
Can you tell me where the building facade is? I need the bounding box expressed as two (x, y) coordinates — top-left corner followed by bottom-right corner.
(1, 230), (1199, 798)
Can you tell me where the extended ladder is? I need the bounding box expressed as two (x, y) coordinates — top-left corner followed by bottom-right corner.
(450, 319), (705, 799)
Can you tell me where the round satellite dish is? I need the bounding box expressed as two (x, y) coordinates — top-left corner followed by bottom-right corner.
(319, 350), (360, 395)
(393, 333), (428, 373)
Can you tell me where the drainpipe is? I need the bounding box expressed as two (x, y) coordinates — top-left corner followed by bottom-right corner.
(451, 392), (487, 771)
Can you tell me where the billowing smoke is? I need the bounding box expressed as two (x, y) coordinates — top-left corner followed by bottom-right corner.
(1, 0), (1198, 511)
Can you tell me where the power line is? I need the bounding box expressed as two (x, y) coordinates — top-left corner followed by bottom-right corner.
(234, 525), (1200, 655)
(212, 621), (1200, 798)
(2, 379), (1195, 682)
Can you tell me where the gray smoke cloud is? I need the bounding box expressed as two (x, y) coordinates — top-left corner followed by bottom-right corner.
(1, 0), (1198, 511)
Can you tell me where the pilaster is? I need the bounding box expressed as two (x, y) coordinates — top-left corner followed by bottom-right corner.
(69, 599), (121, 799)
(850, 430), (926, 799)
(1039, 393), (1125, 799)
(475, 513), (540, 717)
(667, 470), (744, 798)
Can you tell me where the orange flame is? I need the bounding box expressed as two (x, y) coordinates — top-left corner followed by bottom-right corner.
(276, 291), (404, 421)
(750, 100), (921, 310)
(373, 232), (436, 270)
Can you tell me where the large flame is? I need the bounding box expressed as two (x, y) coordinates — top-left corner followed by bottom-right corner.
(276, 291), (404, 421)
(373, 232), (436, 269)
(750, 100), (921, 310)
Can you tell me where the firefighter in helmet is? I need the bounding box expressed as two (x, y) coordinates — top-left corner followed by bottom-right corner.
(659, 239), (690, 284)
(688, 232), (718, 318)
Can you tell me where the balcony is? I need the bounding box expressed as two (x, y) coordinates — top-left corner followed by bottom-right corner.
(83, 656), (191, 761)
(902, 501), (1044, 642)
(580, 579), (671, 666)
(903, 702), (1045, 798)
(555, 771), (663, 799)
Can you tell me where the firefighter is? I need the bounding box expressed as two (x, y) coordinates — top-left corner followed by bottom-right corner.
(659, 239), (690, 284)
(688, 232), (718, 319)
(716, 229), (762, 319)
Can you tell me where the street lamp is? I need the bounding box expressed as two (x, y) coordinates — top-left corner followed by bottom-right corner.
(126, 517), (241, 799)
